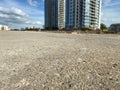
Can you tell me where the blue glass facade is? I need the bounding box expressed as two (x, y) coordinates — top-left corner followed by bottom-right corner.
(45, 0), (58, 29)
(65, 0), (101, 29)
(45, 0), (101, 30)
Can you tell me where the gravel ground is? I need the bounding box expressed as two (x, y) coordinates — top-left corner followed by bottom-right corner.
(0, 31), (120, 90)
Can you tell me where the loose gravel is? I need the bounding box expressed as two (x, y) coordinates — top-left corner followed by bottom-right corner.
(0, 31), (120, 90)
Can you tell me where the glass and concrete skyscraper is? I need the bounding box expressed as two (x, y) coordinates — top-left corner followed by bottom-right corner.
(45, 0), (58, 29)
(45, 0), (65, 29)
(58, 0), (65, 29)
(65, 0), (102, 29)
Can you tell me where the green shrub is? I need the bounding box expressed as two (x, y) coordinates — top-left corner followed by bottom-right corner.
(81, 27), (92, 31)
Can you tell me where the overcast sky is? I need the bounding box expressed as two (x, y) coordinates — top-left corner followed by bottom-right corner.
(0, 0), (120, 29)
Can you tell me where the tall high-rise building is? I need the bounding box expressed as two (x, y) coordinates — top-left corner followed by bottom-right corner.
(58, 0), (65, 29)
(45, 0), (58, 29)
(45, 0), (65, 30)
(65, 0), (102, 29)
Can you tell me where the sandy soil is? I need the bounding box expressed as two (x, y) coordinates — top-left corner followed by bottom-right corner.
(0, 31), (120, 90)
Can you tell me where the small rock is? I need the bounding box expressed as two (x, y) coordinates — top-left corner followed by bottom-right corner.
(112, 64), (117, 68)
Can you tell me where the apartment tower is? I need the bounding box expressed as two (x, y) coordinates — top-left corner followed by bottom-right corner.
(45, 0), (65, 30)
(65, 0), (102, 29)
(58, 0), (65, 29)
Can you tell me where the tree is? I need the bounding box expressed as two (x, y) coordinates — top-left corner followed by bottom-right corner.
(101, 23), (107, 31)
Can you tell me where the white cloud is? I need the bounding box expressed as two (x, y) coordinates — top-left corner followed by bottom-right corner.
(11, 7), (27, 16)
(27, 0), (38, 7)
(0, 6), (43, 28)
(25, 20), (42, 25)
(0, 13), (9, 18)
(0, 7), (27, 17)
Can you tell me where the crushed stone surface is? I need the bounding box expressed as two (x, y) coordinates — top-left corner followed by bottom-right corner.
(0, 31), (120, 90)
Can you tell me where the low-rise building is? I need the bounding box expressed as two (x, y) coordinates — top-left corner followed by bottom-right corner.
(0, 25), (2, 30)
(109, 23), (120, 32)
(0, 25), (9, 31)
